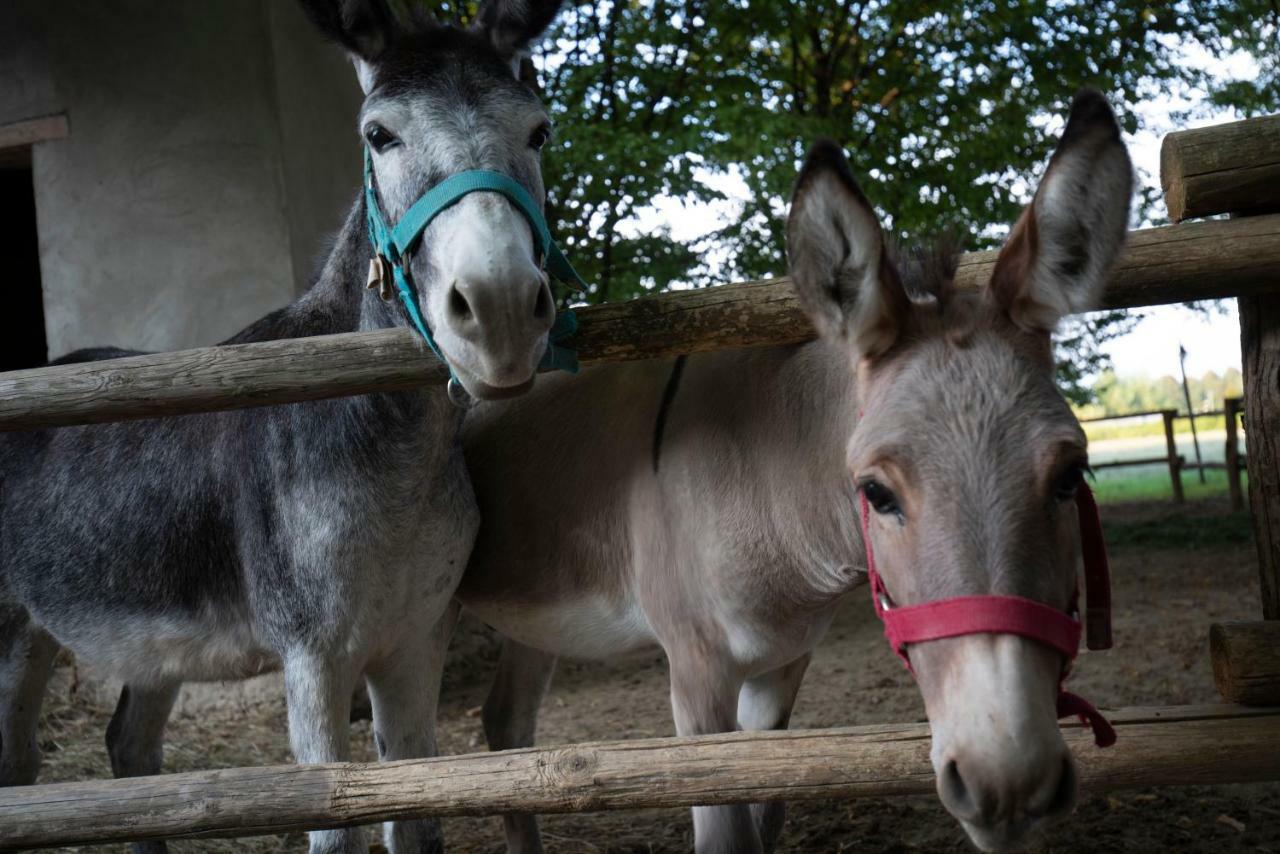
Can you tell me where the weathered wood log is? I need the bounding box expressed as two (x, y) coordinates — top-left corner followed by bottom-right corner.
(1161, 114), (1280, 222)
(0, 330), (452, 431)
(0, 113), (69, 149)
(1211, 622), (1280, 705)
(2, 215), (1280, 432)
(1241, 294), (1280, 620)
(0, 705), (1275, 849)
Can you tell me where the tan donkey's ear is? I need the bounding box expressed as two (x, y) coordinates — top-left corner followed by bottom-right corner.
(989, 90), (1134, 332)
(786, 140), (908, 358)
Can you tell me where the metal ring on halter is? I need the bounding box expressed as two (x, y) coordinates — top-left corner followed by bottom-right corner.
(446, 376), (475, 409)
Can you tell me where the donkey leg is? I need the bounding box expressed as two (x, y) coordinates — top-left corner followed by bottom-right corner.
(481, 638), (558, 854)
(364, 600), (460, 854)
(283, 649), (366, 854)
(0, 613), (58, 786)
(668, 651), (758, 854)
(106, 682), (181, 854)
(737, 654), (812, 854)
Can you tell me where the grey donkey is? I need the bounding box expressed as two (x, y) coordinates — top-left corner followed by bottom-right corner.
(0, 1), (570, 851)
(457, 90), (1132, 854)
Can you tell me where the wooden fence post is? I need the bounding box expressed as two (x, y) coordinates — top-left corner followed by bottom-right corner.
(1240, 296), (1280, 620)
(1225, 396), (1244, 513)
(1162, 409), (1185, 504)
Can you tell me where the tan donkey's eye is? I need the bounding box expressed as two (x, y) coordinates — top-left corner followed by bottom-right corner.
(862, 480), (902, 517)
(1053, 464), (1087, 501)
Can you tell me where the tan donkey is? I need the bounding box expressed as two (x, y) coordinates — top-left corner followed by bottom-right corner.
(457, 90), (1132, 853)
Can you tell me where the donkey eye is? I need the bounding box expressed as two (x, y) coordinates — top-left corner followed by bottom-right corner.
(862, 480), (902, 517)
(364, 124), (399, 154)
(528, 124), (551, 151)
(1053, 464), (1087, 501)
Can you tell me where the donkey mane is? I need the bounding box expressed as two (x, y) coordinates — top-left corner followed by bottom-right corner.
(375, 26), (526, 96)
(891, 237), (961, 306)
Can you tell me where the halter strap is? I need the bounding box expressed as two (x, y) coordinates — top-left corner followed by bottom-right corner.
(389, 171), (585, 290)
(363, 151), (583, 380)
(859, 482), (1116, 748)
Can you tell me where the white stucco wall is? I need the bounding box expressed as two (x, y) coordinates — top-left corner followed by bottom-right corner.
(0, 1), (362, 357)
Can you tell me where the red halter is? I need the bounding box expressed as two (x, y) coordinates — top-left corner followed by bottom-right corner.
(859, 482), (1116, 748)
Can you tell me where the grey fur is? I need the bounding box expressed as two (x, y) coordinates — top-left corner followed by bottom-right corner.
(0, 2), (566, 853)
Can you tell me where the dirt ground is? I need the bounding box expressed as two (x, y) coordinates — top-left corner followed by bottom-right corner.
(31, 499), (1280, 853)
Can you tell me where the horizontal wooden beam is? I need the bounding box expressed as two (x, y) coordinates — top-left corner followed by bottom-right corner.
(1161, 114), (1280, 222)
(3, 215), (1280, 432)
(0, 113), (69, 150)
(1080, 408), (1177, 424)
(0, 705), (1274, 849)
(1088, 456), (1180, 470)
(1212, 622), (1280, 705)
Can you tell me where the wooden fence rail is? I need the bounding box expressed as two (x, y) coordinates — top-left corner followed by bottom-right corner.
(2, 214), (1280, 432)
(1162, 113), (1280, 620)
(1080, 400), (1246, 506)
(1161, 113), (1280, 222)
(0, 705), (1276, 850)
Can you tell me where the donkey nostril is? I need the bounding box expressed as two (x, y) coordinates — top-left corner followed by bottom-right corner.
(1042, 756), (1078, 818)
(448, 285), (473, 323)
(939, 759), (979, 821)
(532, 279), (553, 324)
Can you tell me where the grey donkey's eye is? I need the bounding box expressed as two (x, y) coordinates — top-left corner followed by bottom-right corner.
(528, 124), (551, 151)
(862, 480), (902, 518)
(364, 124), (400, 154)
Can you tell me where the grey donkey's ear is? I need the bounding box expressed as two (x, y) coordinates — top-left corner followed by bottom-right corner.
(298, 0), (400, 93)
(786, 140), (909, 357)
(474, 0), (564, 67)
(989, 89), (1134, 332)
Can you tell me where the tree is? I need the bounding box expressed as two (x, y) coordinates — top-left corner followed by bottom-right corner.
(417, 0), (1278, 398)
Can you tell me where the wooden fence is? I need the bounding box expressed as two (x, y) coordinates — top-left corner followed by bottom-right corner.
(3, 214), (1280, 431)
(0, 113), (1277, 847)
(0, 706), (1276, 849)
(1081, 398), (1246, 508)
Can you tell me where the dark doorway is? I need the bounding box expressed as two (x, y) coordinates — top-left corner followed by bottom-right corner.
(0, 163), (48, 371)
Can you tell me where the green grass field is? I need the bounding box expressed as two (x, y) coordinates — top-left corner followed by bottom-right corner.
(1098, 501), (1255, 549)
(1087, 428), (1247, 505)
(1089, 466), (1247, 504)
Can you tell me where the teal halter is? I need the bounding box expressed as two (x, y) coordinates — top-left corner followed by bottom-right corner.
(362, 151), (583, 386)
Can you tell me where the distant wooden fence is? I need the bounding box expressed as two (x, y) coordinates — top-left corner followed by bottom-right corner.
(1082, 397), (1246, 508)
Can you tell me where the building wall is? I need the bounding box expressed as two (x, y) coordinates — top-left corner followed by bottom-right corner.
(0, 0), (362, 358)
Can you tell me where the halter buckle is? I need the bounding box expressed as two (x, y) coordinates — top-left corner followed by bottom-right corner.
(446, 377), (475, 410)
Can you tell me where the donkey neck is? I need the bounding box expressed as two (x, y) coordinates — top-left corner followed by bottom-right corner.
(222, 192), (460, 448)
(669, 339), (863, 604)
(225, 194), (413, 344)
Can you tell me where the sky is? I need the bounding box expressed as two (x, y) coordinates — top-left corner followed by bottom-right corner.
(1099, 43), (1259, 381)
(618, 39), (1258, 383)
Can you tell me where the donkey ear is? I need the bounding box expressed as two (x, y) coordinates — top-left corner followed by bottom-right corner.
(474, 0), (564, 66)
(988, 89), (1133, 332)
(298, 0), (400, 93)
(786, 140), (908, 357)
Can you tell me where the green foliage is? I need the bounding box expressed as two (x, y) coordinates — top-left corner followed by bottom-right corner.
(416, 0), (1278, 389)
(1083, 366), (1245, 417)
